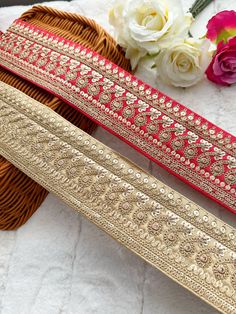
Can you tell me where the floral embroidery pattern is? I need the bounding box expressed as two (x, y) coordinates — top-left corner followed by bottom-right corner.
(0, 19), (235, 212)
(0, 81), (236, 313)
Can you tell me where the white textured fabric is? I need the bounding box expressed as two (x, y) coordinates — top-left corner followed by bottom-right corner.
(0, 1), (235, 313)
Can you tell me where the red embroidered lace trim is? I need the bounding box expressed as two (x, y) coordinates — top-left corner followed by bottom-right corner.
(0, 19), (235, 212)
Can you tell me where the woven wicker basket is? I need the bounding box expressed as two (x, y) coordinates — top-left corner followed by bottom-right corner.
(0, 5), (130, 230)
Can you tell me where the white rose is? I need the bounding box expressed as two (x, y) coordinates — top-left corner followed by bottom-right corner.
(155, 38), (211, 87)
(109, 0), (193, 69)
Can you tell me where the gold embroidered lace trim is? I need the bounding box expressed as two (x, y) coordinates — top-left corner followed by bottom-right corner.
(0, 81), (236, 313)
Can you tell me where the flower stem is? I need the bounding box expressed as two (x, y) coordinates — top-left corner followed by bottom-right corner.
(189, 0), (214, 18)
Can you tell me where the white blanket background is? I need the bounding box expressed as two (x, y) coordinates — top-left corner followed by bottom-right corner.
(0, 1), (236, 313)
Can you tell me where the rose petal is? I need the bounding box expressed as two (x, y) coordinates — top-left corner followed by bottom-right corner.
(206, 59), (229, 86)
(221, 62), (235, 72)
(229, 37), (236, 45)
(212, 57), (224, 75)
(221, 72), (236, 84)
(220, 56), (236, 72)
(206, 10), (236, 44)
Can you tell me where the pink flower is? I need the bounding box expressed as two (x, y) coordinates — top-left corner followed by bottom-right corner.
(206, 10), (236, 44)
(206, 37), (236, 86)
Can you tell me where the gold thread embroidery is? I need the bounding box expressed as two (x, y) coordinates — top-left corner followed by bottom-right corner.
(0, 21), (235, 212)
(0, 82), (236, 313)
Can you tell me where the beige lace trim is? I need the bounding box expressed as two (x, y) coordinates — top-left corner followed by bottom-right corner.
(0, 81), (236, 313)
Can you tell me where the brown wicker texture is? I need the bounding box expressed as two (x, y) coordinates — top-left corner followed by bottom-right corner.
(0, 5), (131, 230)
